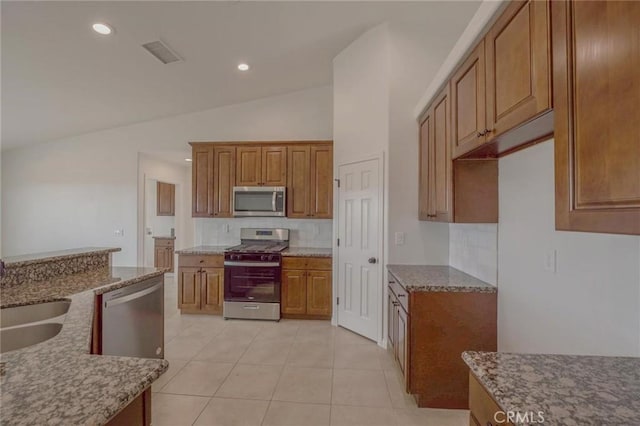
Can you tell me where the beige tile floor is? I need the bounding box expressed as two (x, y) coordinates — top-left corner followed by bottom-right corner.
(153, 276), (469, 426)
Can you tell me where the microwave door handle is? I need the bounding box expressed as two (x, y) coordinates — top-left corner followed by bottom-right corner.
(272, 192), (277, 212)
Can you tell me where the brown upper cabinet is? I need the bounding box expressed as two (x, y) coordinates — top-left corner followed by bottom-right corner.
(420, 86), (498, 223)
(157, 182), (175, 216)
(288, 144), (333, 219)
(191, 144), (236, 218)
(191, 141), (332, 219)
(552, 0), (640, 235)
(451, 0), (552, 159)
(236, 146), (287, 187)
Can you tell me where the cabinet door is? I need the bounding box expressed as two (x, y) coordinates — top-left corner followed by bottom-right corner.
(451, 41), (486, 159)
(201, 267), (224, 313)
(430, 86), (452, 222)
(553, 0), (640, 235)
(262, 146), (287, 186)
(387, 291), (396, 348)
(287, 145), (311, 218)
(178, 267), (201, 310)
(154, 247), (166, 269)
(486, 0), (550, 136)
(236, 146), (262, 186)
(281, 269), (307, 314)
(157, 182), (175, 216)
(213, 147), (236, 218)
(192, 146), (214, 217)
(418, 111), (432, 221)
(309, 145), (333, 219)
(306, 270), (332, 316)
(396, 306), (408, 375)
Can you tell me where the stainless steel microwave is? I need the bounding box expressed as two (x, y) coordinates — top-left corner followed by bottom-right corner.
(232, 186), (286, 217)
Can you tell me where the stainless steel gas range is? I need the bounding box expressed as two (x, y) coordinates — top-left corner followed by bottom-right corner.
(223, 228), (289, 321)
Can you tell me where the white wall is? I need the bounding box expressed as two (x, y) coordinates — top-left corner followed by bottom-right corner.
(449, 224), (497, 285)
(498, 141), (640, 356)
(2, 86), (333, 265)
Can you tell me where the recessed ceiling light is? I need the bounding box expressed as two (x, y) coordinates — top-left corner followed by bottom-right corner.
(92, 23), (113, 35)
(185, 158), (193, 162)
(237, 63), (250, 71)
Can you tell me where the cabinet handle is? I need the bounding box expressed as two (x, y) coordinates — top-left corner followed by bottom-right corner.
(397, 294), (406, 298)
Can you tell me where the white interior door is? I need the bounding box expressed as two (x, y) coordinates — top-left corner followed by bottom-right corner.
(337, 157), (382, 341)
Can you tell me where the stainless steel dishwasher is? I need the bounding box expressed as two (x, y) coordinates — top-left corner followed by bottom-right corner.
(101, 275), (164, 359)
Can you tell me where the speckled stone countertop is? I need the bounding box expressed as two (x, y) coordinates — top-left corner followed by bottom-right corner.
(387, 265), (496, 292)
(283, 247), (332, 257)
(176, 245), (332, 257)
(2, 247), (120, 267)
(175, 245), (228, 255)
(463, 351), (640, 425)
(0, 267), (169, 425)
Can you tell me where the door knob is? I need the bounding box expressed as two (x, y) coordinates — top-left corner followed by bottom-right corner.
(368, 257), (377, 264)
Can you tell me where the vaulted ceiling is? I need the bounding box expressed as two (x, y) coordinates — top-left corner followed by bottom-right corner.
(1, 1), (481, 150)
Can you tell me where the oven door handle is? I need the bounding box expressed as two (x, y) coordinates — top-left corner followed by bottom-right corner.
(224, 261), (280, 267)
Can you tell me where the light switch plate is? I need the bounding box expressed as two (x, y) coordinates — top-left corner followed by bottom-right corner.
(544, 250), (557, 273)
(395, 232), (405, 246)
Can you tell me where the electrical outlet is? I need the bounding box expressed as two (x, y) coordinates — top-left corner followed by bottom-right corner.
(223, 224), (230, 233)
(395, 232), (405, 246)
(114, 229), (125, 237)
(544, 250), (557, 273)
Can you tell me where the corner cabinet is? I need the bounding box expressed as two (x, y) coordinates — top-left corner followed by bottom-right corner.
(552, 0), (640, 235)
(190, 141), (332, 219)
(177, 254), (224, 315)
(419, 86), (498, 223)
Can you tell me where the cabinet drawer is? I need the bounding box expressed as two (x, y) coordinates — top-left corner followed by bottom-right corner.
(179, 254), (224, 268)
(469, 373), (513, 426)
(154, 238), (174, 247)
(388, 273), (409, 312)
(282, 257), (307, 269)
(306, 257), (332, 270)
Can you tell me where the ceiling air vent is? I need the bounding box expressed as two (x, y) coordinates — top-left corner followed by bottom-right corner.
(141, 40), (182, 64)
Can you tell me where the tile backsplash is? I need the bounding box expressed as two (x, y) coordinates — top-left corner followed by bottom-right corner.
(194, 218), (333, 248)
(449, 223), (498, 285)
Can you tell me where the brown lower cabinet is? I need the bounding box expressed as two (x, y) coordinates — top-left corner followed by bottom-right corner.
(177, 254), (224, 315)
(468, 373), (514, 426)
(105, 388), (152, 426)
(154, 238), (175, 273)
(281, 256), (332, 319)
(387, 272), (497, 409)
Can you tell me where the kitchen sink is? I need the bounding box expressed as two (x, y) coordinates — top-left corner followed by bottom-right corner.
(0, 300), (71, 328)
(0, 323), (63, 354)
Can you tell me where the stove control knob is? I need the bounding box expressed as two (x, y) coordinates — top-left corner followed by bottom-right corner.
(232, 254), (240, 261)
(261, 255), (268, 261)
(268, 255), (274, 262)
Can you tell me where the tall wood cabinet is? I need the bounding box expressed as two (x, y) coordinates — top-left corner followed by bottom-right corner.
(552, 0), (640, 235)
(288, 144), (333, 219)
(281, 256), (332, 319)
(177, 254), (224, 315)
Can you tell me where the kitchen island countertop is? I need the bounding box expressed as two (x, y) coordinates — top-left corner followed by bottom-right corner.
(0, 266), (168, 426)
(463, 351), (640, 425)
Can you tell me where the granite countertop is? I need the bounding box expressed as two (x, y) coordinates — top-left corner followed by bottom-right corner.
(463, 351), (640, 425)
(0, 267), (169, 425)
(176, 246), (332, 258)
(283, 247), (332, 257)
(153, 236), (176, 240)
(2, 247), (121, 267)
(386, 265), (496, 292)
(175, 245), (228, 255)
